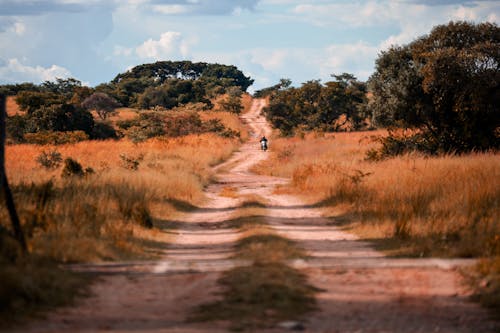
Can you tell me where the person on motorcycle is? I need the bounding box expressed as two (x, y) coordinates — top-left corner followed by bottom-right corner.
(260, 136), (268, 151)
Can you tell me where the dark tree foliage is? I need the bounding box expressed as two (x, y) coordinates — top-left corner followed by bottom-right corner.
(15, 91), (65, 114)
(112, 61), (253, 91)
(369, 21), (500, 153)
(82, 92), (120, 120)
(0, 82), (41, 96)
(264, 75), (368, 136)
(5, 115), (27, 143)
(25, 104), (94, 135)
(107, 61), (253, 108)
(41, 78), (83, 97)
(254, 78), (292, 98)
(137, 79), (210, 110)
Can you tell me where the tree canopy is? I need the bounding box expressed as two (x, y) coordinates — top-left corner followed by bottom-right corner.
(264, 75), (368, 136)
(369, 21), (499, 153)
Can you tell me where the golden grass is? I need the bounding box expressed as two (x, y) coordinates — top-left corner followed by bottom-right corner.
(2, 133), (241, 262)
(6, 96), (23, 116)
(200, 110), (249, 142)
(254, 131), (500, 258)
(253, 130), (500, 313)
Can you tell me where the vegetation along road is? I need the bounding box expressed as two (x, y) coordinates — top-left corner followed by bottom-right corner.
(8, 98), (498, 333)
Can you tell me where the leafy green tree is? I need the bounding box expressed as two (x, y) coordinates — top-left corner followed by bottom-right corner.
(25, 104), (94, 135)
(41, 78), (82, 97)
(138, 79), (209, 109)
(369, 21), (500, 153)
(15, 91), (65, 114)
(264, 75), (368, 135)
(254, 78), (291, 98)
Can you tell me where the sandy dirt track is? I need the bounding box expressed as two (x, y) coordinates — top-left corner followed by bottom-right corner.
(10, 98), (499, 333)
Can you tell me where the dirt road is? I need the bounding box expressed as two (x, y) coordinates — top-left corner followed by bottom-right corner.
(13, 99), (498, 333)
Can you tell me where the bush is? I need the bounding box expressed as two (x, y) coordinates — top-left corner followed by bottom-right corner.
(119, 153), (144, 171)
(36, 150), (63, 169)
(24, 131), (89, 145)
(91, 121), (118, 140)
(6, 115), (27, 144)
(61, 158), (84, 178)
(25, 104), (94, 135)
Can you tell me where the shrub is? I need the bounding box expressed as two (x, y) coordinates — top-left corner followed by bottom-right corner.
(91, 121), (118, 140)
(25, 104), (94, 135)
(24, 131), (89, 145)
(36, 150), (63, 169)
(119, 153), (144, 171)
(61, 158), (84, 178)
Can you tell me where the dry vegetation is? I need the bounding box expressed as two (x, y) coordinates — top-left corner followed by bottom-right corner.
(3, 133), (240, 262)
(1, 106), (245, 324)
(253, 130), (500, 309)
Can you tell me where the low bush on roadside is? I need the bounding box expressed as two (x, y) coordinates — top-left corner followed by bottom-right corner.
(24, 131), (89, 145)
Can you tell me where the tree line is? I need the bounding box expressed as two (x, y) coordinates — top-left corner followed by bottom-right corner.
(0, 61), (253, 144)
(259, 21), (499, 154)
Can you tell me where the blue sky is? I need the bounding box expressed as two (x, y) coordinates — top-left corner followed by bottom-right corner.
(0, 0), (498, 91)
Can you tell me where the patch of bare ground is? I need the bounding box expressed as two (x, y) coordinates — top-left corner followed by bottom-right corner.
(8, 98), (499, 333)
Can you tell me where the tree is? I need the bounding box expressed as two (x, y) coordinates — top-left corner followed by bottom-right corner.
(26, 104), (94, 135)
(264, 75), (368, 135)
(82, 92), (120, 120)
(41, 78), (82, 97)
(369, 21), (500, 153)
(137, 79), (210, 110)
(219, 87), (244, 113)
(254, 78), (291, 98)
(0, 94), (27, 254)
(15, 91), (64, 114)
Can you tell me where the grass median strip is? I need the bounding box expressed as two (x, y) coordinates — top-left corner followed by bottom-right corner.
(190, 214), (319, 331)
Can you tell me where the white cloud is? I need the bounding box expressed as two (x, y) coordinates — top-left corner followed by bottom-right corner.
(114, 45), (133, 57)
(0, 58), (72, 83)
(13, 22), (26, 35)
(292, 2), (398, 27)
(324, 41), (379, 78)
(136, 31), (190, 60)
(152, 5), (189, 15)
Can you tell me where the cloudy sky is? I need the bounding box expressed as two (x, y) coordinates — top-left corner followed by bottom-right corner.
(0, 0), (498, 91)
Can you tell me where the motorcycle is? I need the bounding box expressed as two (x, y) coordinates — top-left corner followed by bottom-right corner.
(260, 140), (268, 151)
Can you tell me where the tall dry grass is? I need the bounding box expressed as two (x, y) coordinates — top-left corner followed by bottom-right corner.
(2, 133), (240, 262)
(255, 130), (500, 311)
(254, 131), (500, 258)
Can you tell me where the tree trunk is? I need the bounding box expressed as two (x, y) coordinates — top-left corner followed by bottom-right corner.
(0, 93), (27, 253)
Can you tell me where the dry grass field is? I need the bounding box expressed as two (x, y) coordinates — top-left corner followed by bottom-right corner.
(2, 96), (249, 262)
(254, 130), (500, 309)
(3, 133), (240, 262)
(1, 98), (247, 325)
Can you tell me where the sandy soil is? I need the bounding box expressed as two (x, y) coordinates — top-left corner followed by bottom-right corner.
(10, 99), (499, 333)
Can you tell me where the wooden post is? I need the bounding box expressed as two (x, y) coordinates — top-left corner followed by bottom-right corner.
(0, 93), (27, 253)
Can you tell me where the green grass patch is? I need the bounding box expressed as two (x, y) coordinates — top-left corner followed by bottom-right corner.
(190, 262), (319, 331)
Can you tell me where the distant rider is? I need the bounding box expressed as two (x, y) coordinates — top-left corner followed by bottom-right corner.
(260, 136), (268, 151)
